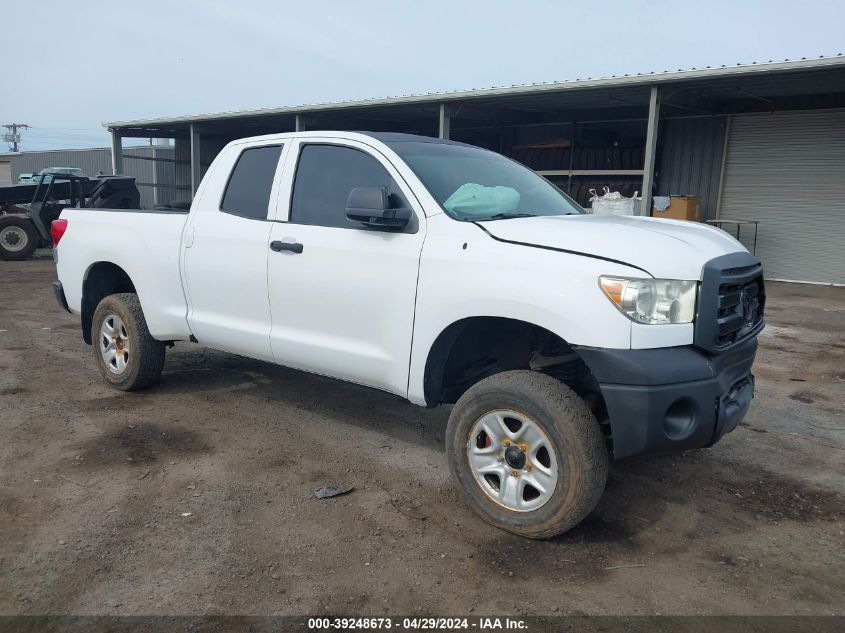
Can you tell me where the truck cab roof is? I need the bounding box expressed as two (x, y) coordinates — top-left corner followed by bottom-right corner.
(356, 132), (470, 147)
(224, 130), (472, 150)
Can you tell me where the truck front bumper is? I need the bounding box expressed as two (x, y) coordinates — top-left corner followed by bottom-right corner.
(573, 336), (757, 460)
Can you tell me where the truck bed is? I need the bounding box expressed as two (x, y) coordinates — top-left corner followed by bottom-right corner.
(55, 207), (193, 341)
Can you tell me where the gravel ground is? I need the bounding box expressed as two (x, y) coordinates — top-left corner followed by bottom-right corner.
(0, 256), (843, 616)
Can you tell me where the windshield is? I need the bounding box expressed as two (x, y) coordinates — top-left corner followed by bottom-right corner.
(387, 141), (584, 221)
(43, 168), (82, 174)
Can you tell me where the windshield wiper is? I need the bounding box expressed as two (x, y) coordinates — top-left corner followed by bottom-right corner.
(473, 211), (583, 221)
(472, 212), (537, 222)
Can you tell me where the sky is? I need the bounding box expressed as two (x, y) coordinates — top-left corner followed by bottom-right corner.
(3, 0), (844, 151)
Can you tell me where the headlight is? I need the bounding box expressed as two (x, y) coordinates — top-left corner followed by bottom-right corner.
(599, 276), (697, 324)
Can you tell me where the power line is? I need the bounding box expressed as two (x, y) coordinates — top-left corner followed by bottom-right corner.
(27, 126), (105, 131)
(2, 123), (30, 151)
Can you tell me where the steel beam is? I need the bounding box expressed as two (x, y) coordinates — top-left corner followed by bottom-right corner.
(190, 124), (201, 196)
(438, 103), (451, 139)
(714, 116), (732, 219)
(640, 86), (660, 216)
(110, 130), (123, 175)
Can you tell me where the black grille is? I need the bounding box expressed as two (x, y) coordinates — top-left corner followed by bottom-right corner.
(715, 274), (765, 348)
(695, 253), (766, 353)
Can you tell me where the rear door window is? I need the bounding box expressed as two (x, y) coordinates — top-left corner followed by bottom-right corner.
(221, 145), (283, 220)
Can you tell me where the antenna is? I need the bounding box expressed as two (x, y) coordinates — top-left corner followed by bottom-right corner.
(2, 123), (30, 152)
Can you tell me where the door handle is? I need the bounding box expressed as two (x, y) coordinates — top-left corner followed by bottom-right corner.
(270, 240), (303, 254)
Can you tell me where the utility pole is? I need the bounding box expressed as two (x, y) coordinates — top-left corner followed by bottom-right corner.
(2, 123), (30, 152)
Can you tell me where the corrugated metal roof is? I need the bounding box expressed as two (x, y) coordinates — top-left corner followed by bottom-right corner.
(106, 54), (845, 129)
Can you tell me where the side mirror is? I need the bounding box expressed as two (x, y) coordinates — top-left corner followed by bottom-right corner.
(345, 187), (411, 229)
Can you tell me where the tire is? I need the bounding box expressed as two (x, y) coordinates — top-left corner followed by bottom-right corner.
(446, 370), (608, 539)
(91, 293), (166, 391)
(0, 215), (38, 261)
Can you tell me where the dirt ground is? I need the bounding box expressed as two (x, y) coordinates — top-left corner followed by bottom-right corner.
(1, 256), (843, 616)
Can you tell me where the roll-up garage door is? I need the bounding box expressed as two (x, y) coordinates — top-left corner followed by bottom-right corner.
(719, 110), (845, 284)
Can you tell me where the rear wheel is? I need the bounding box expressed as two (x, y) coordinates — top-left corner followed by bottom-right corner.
(92, 293), (166, 390)
(0, 216), (38, 261)
(446, 370), (608, 539)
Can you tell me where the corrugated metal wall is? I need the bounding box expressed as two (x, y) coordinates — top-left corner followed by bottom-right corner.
(719, 109), (845, 284)
(457, 116), (726, 212)
(173, 139), (192, 204)
(122, 147), (157, 207)
(119, 145), (190, 206)
(150, 146), (180, 206)
(202, 138), (229, 171)
(0, 160), (11, 185)
(171, 136), (229, 203)
(9, 147), (113, 180)
(657, 116), (727, 220)
(1, 119), (727, 214)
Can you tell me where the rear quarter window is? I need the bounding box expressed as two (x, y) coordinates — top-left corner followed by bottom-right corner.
(221, 145), (283, 220)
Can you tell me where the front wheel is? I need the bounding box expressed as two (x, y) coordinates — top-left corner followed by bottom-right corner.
(446, 370), (608, 539)
(92, 293), (166, 390)
(0, 215), (38, 261)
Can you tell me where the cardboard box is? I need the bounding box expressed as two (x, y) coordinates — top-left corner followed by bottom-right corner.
(652, 195), (700, 221)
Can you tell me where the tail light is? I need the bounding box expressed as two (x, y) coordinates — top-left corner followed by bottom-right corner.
(51, 219), (68, 246)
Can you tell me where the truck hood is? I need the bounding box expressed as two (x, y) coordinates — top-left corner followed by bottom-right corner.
(477, 214), (747, 279)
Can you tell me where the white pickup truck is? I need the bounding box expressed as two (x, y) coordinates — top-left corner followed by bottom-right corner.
(52, 131), (765, 538)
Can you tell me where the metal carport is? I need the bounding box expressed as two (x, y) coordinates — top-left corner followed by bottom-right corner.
(105, 55), (845, 284)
